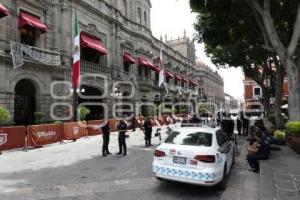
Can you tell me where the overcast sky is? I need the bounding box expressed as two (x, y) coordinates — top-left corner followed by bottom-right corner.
(150, 0), (245, 100)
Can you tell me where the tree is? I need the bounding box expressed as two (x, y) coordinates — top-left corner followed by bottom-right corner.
(190, 0), (300, 123)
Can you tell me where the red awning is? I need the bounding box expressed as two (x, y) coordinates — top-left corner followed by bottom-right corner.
(189, 80), (198, 86)
(123, 52), (135, 64)
(138, 57), (149, 66)
(181, 76), (188, 83)
(138, 57), (158, 71)
(19, 11), (47, 33)
(0, 3), (9, 18)
(165, 70), (174, 78)
(81, 32), (107, 54)
(174, 74), (182, 81)
(152, 65), (160, 73)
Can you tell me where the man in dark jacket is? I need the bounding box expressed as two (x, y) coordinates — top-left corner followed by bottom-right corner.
(241, 111), (249, 136)
(101, 121), (111, 157)
(131, 116), (136, 131)
(221, 113), (235, 138)
(143, 118), (152, 146)
(117, 120), (128, 156)
(237, 117), (242, 136)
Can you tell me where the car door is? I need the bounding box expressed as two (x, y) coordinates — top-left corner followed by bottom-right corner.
(216, 130), (233, 172)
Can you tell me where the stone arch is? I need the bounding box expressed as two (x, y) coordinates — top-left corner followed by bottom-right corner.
(10, 73), (43, 96)
(14, 79), (37, 125)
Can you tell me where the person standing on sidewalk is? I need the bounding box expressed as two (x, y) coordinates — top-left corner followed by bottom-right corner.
(237, 117), (242, 136)
(131, 116), (136, 131)
(101, 121), (111, 157)
(117, 120), (128, 156)
(241, 112), (249, 136)
(143, 118), (152, 146)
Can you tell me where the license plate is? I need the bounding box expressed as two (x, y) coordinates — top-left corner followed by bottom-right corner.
(173, 156), (186, 165)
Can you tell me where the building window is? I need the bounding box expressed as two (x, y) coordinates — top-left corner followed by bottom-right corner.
(138, 66), (142, 76)
(144, 11), (147, 26)
(254, 88), (261, 96)
(20, 27), (36, 46)
(137, 7), (142, 24)
(124, 62), (130, 72)
(81, 48), (100, 63)
(122, 0), (127, 17)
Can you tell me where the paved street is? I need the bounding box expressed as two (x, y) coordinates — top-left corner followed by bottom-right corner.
(0, 125), (259, 200)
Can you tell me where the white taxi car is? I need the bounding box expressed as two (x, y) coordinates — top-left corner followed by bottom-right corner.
(152, 126), (235, 188)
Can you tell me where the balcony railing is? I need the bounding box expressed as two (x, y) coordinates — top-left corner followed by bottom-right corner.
(114, 69), (133, 81)
(81, 60), (111, 75)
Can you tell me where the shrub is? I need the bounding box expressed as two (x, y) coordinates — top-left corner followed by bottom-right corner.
(274, 130), (286, 140)
(80, 106), (90, 121)
(0, 106), (10, 124)
(286, 121), (300, 134)
(34, 112), (45, 124)
(267, 112), (276, 125)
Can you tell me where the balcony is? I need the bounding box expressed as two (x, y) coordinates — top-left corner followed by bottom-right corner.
(114, 69), (133, 81)
(81, 60), (111, 76)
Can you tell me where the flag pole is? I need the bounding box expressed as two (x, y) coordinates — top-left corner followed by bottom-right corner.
(72, 10), (80, 122)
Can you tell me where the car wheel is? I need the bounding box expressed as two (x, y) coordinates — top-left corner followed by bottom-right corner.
(218, 163), (228, 190)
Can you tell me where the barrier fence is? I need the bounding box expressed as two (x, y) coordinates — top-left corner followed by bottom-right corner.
(0, 126), (26, 151)
(0, 115), (187, 152)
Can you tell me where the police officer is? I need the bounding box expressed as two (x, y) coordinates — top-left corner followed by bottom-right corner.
(143, 118), (152, 146)
(117, 120), (128, 156)
(101, 121), (111, 157)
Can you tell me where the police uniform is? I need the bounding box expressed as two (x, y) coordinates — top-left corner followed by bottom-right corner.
(117, 121), (128, 155)
(143, 119), (152, 146)
(101, 122), (111, 156)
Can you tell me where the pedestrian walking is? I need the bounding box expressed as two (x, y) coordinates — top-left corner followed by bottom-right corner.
(131, 116), (136, 131)
(101, 121), (111, 157)
(143, 118), (152, 146)
(117, 120), (128, 156)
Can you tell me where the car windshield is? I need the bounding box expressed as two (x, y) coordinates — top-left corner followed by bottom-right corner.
(165, 131), (213, 146)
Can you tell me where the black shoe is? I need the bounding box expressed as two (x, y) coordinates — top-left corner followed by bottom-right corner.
(117, 152), (122, 155)
(107, 152), (112, 155)
(123, 153), (127, 156)
(102, 154), (107, 157)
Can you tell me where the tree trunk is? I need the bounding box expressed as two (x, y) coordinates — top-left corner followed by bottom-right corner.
(286, 58), (300, 121)
(261, 86), (271, 115)
(274, 66), (285, 128)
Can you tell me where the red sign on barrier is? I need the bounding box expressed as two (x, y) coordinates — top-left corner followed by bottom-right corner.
(0, 126), (26, 151)
(27, 124), (63, 147)
(63, 121), (87, 140)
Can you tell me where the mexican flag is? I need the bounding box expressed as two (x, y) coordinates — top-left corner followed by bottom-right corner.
(72, 14), (80, 87)
(158, 45), (164, 87)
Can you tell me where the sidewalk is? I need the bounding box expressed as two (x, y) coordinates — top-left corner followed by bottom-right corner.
(260, 146), (300, 200)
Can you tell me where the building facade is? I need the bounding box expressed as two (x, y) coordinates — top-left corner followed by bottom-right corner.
(0, 0), (203, 125)
(244, 76), (288, 111)
(195, 59), (225, 109)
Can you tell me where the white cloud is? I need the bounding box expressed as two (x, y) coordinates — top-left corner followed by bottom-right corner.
(150, 0), (244, 99)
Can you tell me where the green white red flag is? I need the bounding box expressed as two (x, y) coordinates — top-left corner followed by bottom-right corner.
(158, 45), (164, 87)
(72, 14), (80, 87)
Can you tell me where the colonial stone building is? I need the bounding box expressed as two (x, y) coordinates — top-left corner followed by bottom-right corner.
(0, 0), (203, 125)
(195, 59), (224, 109)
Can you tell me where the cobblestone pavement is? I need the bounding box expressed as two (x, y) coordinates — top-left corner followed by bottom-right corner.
(0, 125), (262, 200)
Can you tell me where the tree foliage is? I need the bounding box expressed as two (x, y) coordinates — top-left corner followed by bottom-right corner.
(190, 0), (300, 122)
